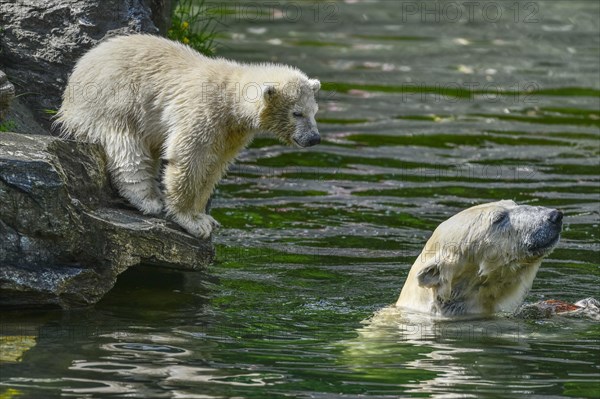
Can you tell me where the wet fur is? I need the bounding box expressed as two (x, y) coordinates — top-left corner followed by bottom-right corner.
(55, 34), (320, 237)
(397, 200), (561, 316)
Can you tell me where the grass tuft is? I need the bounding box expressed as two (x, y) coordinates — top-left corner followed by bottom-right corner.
(168, 0), (218, 55)
(0, 119), (16, 132)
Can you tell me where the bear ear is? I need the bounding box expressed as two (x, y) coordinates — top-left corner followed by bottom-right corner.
(308, 79), (321, 93)
(263, 85), (277, 100)
(417, 261), (441, 288)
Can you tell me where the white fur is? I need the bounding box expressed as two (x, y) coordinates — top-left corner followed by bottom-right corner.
(397, 200), (560, 317)
(55, 34), (320, 237)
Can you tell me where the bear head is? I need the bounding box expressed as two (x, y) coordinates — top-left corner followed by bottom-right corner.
(259, 77), (321, 148)
(397, 200), (563, 316)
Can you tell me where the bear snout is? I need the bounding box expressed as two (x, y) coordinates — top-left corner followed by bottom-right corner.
(548, 209), (563, 225)
(526, 209), (563, 254)
(307, 132), (321, 147)
(293, 131), (321, 147)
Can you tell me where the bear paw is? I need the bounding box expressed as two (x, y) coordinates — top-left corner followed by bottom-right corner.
(173, 213), (220, 238)
(138, 197), (164, 215)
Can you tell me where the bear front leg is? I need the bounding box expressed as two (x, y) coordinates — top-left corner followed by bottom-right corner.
(163, 155), (222, 239)
(103, 133), (163, 215)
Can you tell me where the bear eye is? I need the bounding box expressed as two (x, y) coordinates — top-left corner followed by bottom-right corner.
(292, 111), (304, 118)
(492, 211), (508, 225)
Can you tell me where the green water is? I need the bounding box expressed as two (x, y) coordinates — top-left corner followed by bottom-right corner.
(1, 1), (599, 398)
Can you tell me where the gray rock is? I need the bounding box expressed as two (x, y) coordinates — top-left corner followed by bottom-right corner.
(1, 97), (48, 137)
(150, 0), (175, 34)
(0, 132), (214, 308)
(0, 0), (167, 131)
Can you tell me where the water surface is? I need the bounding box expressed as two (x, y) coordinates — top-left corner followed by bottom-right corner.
(1, 1), (599, 398)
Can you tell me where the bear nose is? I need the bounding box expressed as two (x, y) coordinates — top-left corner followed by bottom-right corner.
(548, 210), (563, 224)
(307, 134), (321, 147)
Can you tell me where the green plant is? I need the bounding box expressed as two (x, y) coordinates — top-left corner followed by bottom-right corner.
(0, 119), (16, 132)
(168, 0), (218, 55)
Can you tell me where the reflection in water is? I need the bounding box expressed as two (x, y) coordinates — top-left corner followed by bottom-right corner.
(0, 335), (37, 363)
(346, 306), (598, 398)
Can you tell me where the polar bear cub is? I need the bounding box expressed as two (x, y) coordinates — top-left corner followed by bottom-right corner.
(56, 34), (321, 238)
(397, 200), (563, 317)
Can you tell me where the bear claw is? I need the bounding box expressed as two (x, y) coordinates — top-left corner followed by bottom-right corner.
(172, 213), (220, 238)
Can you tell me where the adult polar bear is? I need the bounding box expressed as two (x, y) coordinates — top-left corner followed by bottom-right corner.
(56, 35), (321, 238)
(397, 200), (563, 317)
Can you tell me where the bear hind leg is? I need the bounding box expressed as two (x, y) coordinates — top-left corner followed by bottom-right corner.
(103, 133), (163, 215)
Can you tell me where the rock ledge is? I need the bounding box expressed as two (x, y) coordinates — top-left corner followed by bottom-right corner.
(0, 132), (214, 308)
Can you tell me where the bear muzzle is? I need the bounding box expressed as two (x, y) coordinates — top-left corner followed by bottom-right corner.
(526, 208), (563, 255)
(293, 131), (321, 148)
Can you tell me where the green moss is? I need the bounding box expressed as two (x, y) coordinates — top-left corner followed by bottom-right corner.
(354, 185), (529, 201)
(539, 107), (600, 118)
(486, 130), (600, 141)
(470, 113), (600, 128)
(321, 82), (475, 98)
(249, 151), (424, 169)
(352, 35), (432, 41)
(292, 40), (346, 48)
(321, 82), (600, 98)
(562, 381), (600, 398)
(248, 137), (280, 148)
(284, 267), (342, 280)
(317, 118), (370, 125)
(345, 132), (567, 148)
(215, 244), (376, 267)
